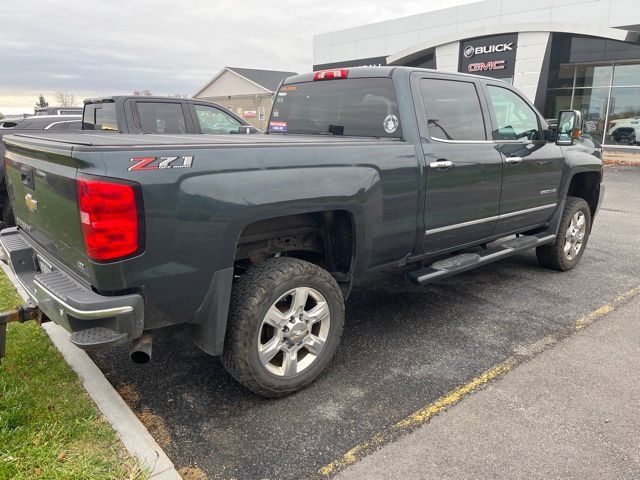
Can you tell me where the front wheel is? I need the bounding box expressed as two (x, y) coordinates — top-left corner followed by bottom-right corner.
(536, 196), (591, 271)
(222, 257), (345, 398)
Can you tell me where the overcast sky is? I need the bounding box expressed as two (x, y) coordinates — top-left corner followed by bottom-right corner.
(1, 0), (475, 114)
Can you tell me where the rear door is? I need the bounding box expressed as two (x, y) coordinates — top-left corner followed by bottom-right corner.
(483, 83), (564, 235)
(411, 73), (503, 253)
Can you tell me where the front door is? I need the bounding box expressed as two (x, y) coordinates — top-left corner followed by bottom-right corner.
(483, 83), (564, 235)
(412, 74), (503, 253)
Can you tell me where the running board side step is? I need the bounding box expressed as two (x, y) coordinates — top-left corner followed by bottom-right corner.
(408, 234), (556, 285)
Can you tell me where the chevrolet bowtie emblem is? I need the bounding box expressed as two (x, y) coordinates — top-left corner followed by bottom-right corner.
(25, 193), (38, 212)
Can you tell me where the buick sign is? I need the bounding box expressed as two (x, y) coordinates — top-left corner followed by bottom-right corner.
(465, 43), (514, 58)
(463, 45), (475, 59)
(459, 33), (518, 79)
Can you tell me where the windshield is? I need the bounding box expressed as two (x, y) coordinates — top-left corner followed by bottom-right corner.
(269, 77), (402, 138)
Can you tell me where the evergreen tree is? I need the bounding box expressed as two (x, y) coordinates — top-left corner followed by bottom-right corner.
(35, 94), (49, 109)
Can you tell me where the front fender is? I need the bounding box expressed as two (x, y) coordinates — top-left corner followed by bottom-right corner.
(559, 141), (603, 197)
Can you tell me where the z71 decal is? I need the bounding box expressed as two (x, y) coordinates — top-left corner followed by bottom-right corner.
(128, 156), (193, 171)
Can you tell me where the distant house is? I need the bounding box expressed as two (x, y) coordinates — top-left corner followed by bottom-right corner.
(193, 67), (297, 130)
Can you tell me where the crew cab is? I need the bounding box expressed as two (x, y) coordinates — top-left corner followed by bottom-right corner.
(0, 67), (603, 397)
(82, 96), (259, 135)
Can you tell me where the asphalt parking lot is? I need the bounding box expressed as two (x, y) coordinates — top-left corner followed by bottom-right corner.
(90, 166), (640, 480)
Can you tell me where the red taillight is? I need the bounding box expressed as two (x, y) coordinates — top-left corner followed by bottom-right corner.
(77, 178), (141, 261)
(313, 69), (349, 81)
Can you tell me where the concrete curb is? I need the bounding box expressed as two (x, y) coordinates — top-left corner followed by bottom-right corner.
(1, 262), (181, 480)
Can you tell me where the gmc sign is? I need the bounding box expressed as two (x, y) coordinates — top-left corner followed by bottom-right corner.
(459, 33), (518, 79)
(468, 60), (506, 72)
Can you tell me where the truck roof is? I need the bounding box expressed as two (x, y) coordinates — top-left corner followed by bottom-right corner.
(284, 66), (508, 85)
(83, 96), (190, 104)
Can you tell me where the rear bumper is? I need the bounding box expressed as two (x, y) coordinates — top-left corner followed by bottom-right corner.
(0, 227), (144, 349)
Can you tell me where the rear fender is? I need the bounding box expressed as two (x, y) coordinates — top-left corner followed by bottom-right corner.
(188, 166), (380, 356)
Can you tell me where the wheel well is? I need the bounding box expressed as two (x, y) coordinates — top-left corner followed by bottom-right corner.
(567, 172), (601, 218)
(235, 211), (355, 280)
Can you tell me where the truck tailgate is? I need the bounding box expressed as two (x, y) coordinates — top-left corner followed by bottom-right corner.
(3, 135), (88, 275)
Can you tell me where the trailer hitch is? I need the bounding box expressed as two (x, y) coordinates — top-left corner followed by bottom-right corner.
(0, 303), (43, 362)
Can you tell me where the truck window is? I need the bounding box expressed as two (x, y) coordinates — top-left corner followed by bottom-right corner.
(487, 86), (541, 141)
(269, 78), (402, 138)
(137, 102), (187, 134)
(194, 105), (241, 134)
(419, 78), (486, 141)
(83, 102), (118, 131)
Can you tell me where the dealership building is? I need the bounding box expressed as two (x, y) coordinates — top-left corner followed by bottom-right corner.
(313, 0), (640, 148)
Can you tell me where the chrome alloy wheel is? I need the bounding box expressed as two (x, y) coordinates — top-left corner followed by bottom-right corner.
(257, 287), (331, 377)
(564, 211), (586, 260)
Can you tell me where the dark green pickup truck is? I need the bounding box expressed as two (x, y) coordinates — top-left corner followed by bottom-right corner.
(0, 67), (603, 397)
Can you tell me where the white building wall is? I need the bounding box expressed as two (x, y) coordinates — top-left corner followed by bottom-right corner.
(512, 32), (551, 101)
(313, 0), (640, 66)
(435, 42), (460, 73)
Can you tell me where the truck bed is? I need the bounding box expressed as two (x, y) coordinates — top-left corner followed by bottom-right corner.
(4, 132), (400, 150)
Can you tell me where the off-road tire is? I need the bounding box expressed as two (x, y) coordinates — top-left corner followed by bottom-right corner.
(536, 196), (591, 271)
(221, 257), (344, 398)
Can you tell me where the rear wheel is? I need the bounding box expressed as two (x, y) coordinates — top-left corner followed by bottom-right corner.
(222, 257), (344, 397)
(536, 196), (591, 271)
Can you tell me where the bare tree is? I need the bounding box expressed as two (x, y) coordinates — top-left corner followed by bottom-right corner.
(133, 90), (153, 96)
(168, 94), (190, 98)
(55, 92), (77, 107)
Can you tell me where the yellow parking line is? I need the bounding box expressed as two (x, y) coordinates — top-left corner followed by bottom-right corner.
(318, 359), (514, 477)
(317, 285), (640, 478)
(575, 286), (640, 330)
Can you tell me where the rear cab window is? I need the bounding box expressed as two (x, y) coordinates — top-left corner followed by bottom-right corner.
(83, 102), (118, 131)
(269, 77), (402, 138)
(136, 102), (187, 134)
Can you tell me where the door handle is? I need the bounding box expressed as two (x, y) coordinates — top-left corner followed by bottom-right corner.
(20, 165), (35, 189)
(429, 160), (454, 169)
(505, 156), (522, 164)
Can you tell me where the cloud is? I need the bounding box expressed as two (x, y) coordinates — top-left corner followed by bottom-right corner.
(0, 0), (474, 113)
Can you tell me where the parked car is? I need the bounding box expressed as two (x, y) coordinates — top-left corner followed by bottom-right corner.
(82, 96), (259, 134)
(0, 115), (82, 225)
(607, 116), (640, 144)
(0, 67), (603, 397)
(34, 106), (83, 116)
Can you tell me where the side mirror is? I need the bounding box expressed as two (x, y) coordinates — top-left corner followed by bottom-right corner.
(556, 110), (583, 146)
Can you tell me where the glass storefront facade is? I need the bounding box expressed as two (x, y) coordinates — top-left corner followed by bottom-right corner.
(543, 34), (640, 148)
(545, 62), (640, 147)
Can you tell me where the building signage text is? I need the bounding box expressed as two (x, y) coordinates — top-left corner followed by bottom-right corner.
(459, 33), (518, 79)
